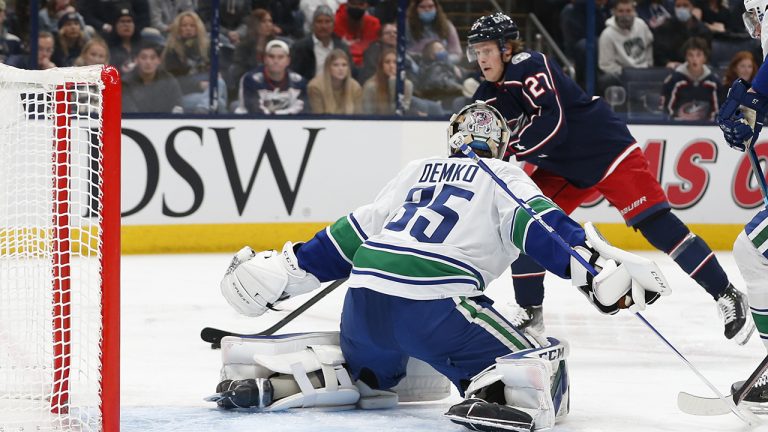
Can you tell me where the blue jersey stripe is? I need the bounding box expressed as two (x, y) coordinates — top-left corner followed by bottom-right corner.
(351, 269), (480, 287)
(348, 213), (368, 240)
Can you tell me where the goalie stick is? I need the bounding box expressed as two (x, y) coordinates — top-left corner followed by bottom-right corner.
(678, 354), (768, 416)
(453, 139), (761, 426)
(201, 278), (347, 349)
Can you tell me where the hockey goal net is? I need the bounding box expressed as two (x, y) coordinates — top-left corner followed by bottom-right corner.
(0, 64), (120, 431)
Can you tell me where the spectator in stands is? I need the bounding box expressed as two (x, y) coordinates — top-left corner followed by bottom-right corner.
(361, 22), (397, 82)
(373, 0), (397, 24)
(148, 0), (194, 35)
(10, 31), (56, 69)
(39, 0), (87, 34)
(53, 12), (89, 67)
(697, 0), (733, 35)
(107, 7), (141, 76)
(236, 39), (307, 115)
(254, 0), (304, 40)
(0, 0), (21, 64)
(74, 37), (109, 66)
(406, 0), (461, 63)
(334, 0), (380, 67)
(122, 42), (183, 113)
(636, 0), (673, 30)
(230, 9), (278, 86)
(721, 50), (758, 100)
(653, 0), (711, 69)
(362, 47), (413, 115)
(197, 0), (250, 46)
(598, 0), (653, 91)
(162, 11), (227, 113)
(79, 0), (150, 37)
(307, 49), (362, 114)
(415, 40), (462, 111)
(661, 37), (720, 120)
(291, 5), (349, 82)
(300, 0), (343, 34)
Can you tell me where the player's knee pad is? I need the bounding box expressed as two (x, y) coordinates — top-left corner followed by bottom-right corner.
(463, 337), (570, 430)
(219, 332), (374, 411)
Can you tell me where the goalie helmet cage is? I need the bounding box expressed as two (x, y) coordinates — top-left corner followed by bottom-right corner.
(0, 64), (120, 431)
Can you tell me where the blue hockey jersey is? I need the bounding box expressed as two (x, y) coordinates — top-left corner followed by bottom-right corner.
(473, 50), (636, 188)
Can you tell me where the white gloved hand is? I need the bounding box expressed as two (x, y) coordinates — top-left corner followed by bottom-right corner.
(220, 242), (321, 317)
(572, 223), (671, 314)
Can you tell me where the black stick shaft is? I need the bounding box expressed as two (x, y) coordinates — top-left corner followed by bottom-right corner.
(201, 278), (346, 348)
(734, 354), (768, 405)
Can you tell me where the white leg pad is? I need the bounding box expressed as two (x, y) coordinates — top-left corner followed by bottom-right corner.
(391, 357), (452, 402)
(465, 337), (570, 431)
(219, 332), (360, 411)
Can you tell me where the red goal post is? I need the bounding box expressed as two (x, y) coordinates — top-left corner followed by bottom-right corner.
(0, 64), (120, 431)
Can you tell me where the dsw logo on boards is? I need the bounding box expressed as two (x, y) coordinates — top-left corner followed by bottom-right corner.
(571, 139), (768, 210)
(121, 126), (323, 218)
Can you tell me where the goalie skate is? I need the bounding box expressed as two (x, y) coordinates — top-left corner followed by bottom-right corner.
(445, 398), (534, 432)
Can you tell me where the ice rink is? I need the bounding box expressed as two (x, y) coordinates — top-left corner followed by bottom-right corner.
(122, 250), (767, 431)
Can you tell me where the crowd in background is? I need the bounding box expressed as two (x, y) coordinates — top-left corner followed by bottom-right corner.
(0, 0), (759, 120)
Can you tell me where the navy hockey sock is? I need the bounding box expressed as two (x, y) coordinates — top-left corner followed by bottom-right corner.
(636, 211), (729, 299)
(511, 254), (546, 307)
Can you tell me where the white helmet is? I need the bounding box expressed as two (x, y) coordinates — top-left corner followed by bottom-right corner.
(744, 0), (768, 38)
(447, 102), (511, 159)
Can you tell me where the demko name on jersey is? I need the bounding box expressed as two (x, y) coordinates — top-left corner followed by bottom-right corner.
(418, 162), (481, 184)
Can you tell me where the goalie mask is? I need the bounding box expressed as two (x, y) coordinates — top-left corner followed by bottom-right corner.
(447, 102), (511, 159)
(744, 0), (768, 38)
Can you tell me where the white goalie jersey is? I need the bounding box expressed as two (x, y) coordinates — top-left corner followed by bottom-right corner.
(322, 156), (580, 300)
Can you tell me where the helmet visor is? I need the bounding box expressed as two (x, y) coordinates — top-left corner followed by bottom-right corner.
(744, 10), (761, 39)
(466, 43), (501, 63)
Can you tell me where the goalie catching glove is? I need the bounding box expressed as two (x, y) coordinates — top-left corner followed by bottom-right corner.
(220, 242), (321, 317)
(571, 223), (671, 315)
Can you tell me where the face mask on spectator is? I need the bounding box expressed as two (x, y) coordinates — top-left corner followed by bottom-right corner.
(347, 7), (365, 20)
(434, 50), (449, 62)
(616, 15), (634, 29)
(419, 10), (436, 23)
(675, 7), (691, 21)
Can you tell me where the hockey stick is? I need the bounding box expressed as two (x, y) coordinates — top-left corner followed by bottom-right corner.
(746, 120), (768, 207)
(201, 278), (347, 349)
(453, 141), (760, 425)
(678, 354), (768, 416)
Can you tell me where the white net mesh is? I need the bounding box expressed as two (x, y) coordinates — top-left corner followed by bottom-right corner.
(0, 65), (108, 431)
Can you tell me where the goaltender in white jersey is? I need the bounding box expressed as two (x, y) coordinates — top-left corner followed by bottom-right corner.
(212, 102), (670, 432)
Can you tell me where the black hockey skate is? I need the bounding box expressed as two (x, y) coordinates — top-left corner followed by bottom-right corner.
(717, 284), (755, 345)
(445, 398), (534, 432)
(731, 373), (768, 414)
(205, 379), (273, 409)
(509, 305), (545, 336)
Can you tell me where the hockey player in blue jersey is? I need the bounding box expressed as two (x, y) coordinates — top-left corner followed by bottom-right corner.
(466, 12), (754, 345)
(210, 102), (670, 431)
(716, 0), (768, 407)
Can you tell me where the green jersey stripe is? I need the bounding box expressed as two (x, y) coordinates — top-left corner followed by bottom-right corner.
(752, 312), (768, 333)
(355, 245), (482, 288)
(751, 224), (768, 254)
(456, 298), (527, 350)
(512, 197), (558, 252)
(328, 215), (364, 262)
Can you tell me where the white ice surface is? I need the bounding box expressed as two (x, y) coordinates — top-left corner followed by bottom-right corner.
(122, 251), (767, 431)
